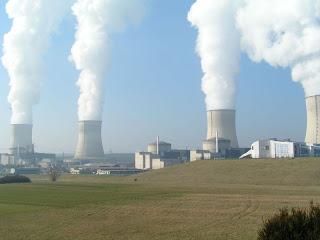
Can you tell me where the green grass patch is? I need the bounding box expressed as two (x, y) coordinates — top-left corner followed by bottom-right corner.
(0, 182), (183, 209)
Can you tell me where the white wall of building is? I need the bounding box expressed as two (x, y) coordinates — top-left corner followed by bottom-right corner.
(250, 140), (294, 159)
(270, 140), (294, 158)
(190, 150), (212, 162)
(152, 158), (165, 170)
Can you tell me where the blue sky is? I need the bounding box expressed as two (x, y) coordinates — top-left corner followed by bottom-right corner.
(0, 0), (306, 153)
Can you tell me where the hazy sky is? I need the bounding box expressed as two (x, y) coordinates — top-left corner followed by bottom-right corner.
(0, 0), (306, 154)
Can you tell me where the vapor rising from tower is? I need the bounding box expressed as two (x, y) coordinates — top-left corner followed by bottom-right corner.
(2, 0), (72, 124)
(188, 0), (241, 149)
(237, 0), (320, 143)
(2, 0), (72, 152)
(188, 0), (242, 111)
(71, 0), (146, 159)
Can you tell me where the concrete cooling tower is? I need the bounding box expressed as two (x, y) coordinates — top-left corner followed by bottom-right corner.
(10, 124), (33, 154)
(305, 95), (320, 144)
(203, 110), (238, 152)
(74, 120), (105, 160)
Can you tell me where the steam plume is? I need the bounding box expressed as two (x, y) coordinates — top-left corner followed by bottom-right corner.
(237, 0), (320, 97)
(2, 0), (72, 124)
(70, 0), (146, 121)
(188, 0), (242, 110)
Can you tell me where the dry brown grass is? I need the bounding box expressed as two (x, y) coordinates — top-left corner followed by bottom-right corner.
(1, 158), (320, 239)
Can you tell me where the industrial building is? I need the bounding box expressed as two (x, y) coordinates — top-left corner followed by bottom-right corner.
(203, 137), (231, 156)
(190, 150), (212, 162)
(2, 93), (320, 171)
(147, 141), (172, 156)
(197, 109), (248, 159)
(0, 123), (56, 167)
(240, 139), (320, 159)
(0, 151), (56, 167)
(241, 139), (295, 159)
(135, 138), (189, 170)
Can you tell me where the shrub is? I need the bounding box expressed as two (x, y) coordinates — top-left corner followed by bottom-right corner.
(0, 175), (31, 184)
(258, 202), (320, 240)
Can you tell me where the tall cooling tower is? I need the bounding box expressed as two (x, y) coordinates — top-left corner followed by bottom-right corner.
(74, 120), (105, 160)
(205, 110), (239, 148)
(305, 95), (320, 144)
(10, 124), (33, 154)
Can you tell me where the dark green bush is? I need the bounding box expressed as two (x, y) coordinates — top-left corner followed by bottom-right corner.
(258, 203), (320, 240)
(0, 175), (31, 184)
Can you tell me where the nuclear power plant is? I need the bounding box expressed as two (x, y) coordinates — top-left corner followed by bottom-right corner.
(305, 95), (320, 144)
(3, 99), (320, 170)
(74, 120), (105, 160)
(3, 93), (320, 168)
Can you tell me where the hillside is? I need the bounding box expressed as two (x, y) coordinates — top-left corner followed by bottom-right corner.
(1, 158), (320, 240)
(128, 158), (320, 187)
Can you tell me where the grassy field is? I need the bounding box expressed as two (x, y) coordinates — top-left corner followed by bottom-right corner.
(1, 158), (320, 239)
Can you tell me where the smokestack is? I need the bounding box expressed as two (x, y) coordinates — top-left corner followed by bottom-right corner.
(206, 110), (238, 148)
(305, 95), (320, 144)
(10, 124), (33, 154)
(74, 120), (105, 160)
(156, 136), (159, 155)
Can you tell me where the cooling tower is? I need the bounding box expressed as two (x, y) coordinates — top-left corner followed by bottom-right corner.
(74, 120), (105, 160)
(305, 95), (320, 144)
(10, 124), (33, 154)
(204, 110), (238, 148)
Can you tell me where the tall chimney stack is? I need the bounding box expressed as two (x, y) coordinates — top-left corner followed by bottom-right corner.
(10, 124), (33, 154)
(305, 95), (320, 144)
(74, 120), (105, 160)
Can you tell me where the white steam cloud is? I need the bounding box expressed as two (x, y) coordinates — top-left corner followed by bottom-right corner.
(2, 0), (72, 124)
(188, 0), (243, 110)
(70, 0), (146, 121)
(189, 0), (320, 109)
(237, 0), (320, 97)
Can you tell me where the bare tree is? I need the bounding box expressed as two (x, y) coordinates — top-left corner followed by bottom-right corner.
(48, 165), (60, 182)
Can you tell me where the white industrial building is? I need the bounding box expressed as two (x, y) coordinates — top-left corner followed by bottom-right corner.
(241, 139), (294, 159)
(147, 140), (172, 156)
(0, 154), (16, 165)
(190, 150), (212, 162)
(135, 138), (188, 170)
(135, 152), (184, 170)
(240, 139), (320, 159)
(135, 152), (153, 169)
